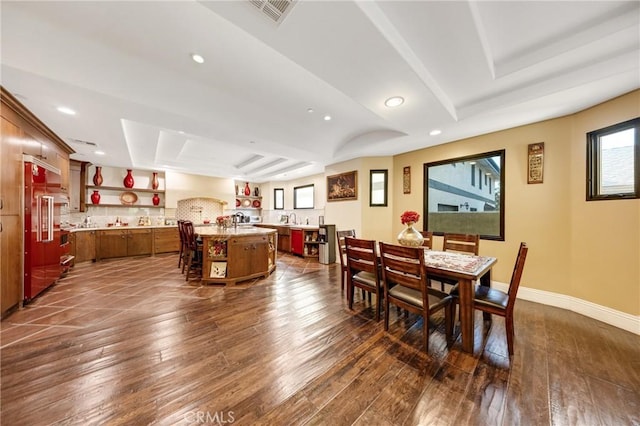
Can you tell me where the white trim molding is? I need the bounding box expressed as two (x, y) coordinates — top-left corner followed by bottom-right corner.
(491, 282), (640, 336)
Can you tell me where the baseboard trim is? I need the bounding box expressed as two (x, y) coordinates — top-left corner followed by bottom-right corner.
(491, 281), (640, 336)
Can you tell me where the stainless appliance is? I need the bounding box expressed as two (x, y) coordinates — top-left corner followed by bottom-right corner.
(318, 224), (336, 265)
(23, 155), (66, 302)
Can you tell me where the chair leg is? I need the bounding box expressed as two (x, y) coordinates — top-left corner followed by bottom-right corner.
(178, 244), (183, 268)
(374, 290), (380, 322)
(506, 315), (515, 356)
(348, 282), (354, 310)
(423, 312), (429, 352)
(184, 251), (192, 281)
(445, 303), (453, 344)
(384, 299), (390, 331)
(340, 267), (345, 293)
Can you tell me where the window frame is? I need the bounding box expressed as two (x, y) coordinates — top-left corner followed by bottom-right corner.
(586, 117), (639, 201)
(423, 149), (505, 241)
(274, 188), (284, 210)
(293, 184), (314, 209)
(369, 169), (388, 207)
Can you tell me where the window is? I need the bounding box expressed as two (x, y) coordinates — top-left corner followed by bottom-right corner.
(294, 184), (314, 209)
(369, 170), (388, 207)
(424, 150), (505, 240)
(274, 188), (284, 210)
(587, 117), (639, 201)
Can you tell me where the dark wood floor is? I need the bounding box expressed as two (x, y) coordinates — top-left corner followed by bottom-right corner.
(2, 253), (639, 425)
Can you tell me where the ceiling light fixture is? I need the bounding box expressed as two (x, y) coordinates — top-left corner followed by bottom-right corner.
(57, 106), (76, 115)
(429, 129), (442, 136)
(323, 115), (332, 121)
(307, 108), (314, 113)
(191, 53), (205, 64)
(95, 150), (105, 156)
(384, 96), (404, 108)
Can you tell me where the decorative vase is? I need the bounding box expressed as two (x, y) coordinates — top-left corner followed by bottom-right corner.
(151, 172), (159, 190)
(254, 187), (260, 197)
(123, 169), (134, 188)
(152, 193), (160, 206)
(244, 182), (251, 196)
(91, 190), (101, 205)
(397, 222), (424, 247)
(92, 166), (103, 186)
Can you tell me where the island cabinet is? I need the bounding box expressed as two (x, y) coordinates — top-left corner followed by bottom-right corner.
(96, 229), (152, 260)
(255, 224), (291, 253)
(200, 227), (277, 286)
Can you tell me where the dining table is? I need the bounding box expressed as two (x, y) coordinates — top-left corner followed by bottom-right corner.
(422, 249), (497, 353)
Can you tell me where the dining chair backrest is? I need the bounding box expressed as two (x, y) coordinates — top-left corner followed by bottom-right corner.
(443, 233), (480, 255)
(378, 242), (425, 293)
(420, 231), (433, 249)
(505, 242), (529, 315)
(344, 236), (379, 276)
(337, 229), (356, 265)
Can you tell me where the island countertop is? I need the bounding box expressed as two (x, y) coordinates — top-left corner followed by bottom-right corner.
(196, 225), (277, 237)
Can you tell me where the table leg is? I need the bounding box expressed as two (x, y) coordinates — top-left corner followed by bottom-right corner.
(458, 277), (474, 353)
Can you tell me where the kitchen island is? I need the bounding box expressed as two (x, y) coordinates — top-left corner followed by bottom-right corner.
(198, 226), (277, 286)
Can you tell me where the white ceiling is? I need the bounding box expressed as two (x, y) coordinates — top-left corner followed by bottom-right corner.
(2, 1), (638, 182)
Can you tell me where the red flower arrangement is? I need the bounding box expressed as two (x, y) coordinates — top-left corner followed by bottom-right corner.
(400, 210), (420, 225)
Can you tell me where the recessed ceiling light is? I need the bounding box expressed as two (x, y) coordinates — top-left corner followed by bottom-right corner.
(307, 108), (314, 113)
(323, 115), (332, 121)
(191, 53), (205, 64)
(57, 106), (76, 115)
(429, 129), (442, 136)
(384, 96), (404, 108)
(95, 150), (105, 156)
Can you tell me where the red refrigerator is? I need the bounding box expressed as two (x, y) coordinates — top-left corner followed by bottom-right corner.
(23, 155), (65, 302)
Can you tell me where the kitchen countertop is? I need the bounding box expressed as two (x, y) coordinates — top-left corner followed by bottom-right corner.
(68, 224), (177, 232)
(258, 223), (320, 230)
(196, 226), (277, 237)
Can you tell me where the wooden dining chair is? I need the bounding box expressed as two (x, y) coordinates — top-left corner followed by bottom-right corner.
(177, 219), (186, 269)
(450, 242), (528, 356)
(337, 229), (356, 294)
(431, 233), (480, 291)
(379, 242), (452, 352)
(345, 237), (384, 321)
(420, 231), (433, 249)
(182, 221), (203, 281)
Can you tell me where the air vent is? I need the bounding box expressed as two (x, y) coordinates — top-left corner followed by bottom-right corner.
(249, 0), (295, 24)
(69, 138), (98, 147)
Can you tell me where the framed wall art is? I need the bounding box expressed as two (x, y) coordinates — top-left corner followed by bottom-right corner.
(527, 142), (544, 184)
(327, 170), (357, 201)
(403, 166), (411, 194)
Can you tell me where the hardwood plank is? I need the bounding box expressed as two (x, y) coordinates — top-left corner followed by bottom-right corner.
(1, 253), (639, 426)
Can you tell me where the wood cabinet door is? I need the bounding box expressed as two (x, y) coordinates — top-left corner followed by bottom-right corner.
(97, 230), (128, 260)
(1, 118), (23, 215)
(153, 228), (179, 254)
(227, 236), (268, 278)
(278, 235), (290, 252)
(1, 215), (22, 314)
(75, 231), (96, 263)
(127, 229), (152, 256)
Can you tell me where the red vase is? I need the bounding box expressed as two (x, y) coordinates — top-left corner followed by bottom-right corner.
(152, 193), (160, 206)
(92, 166), (103, 186)
(91, 190), (101, 204)
(244, 182), (251, 196)
(123, 169), (134, 188)
(151, 172), (159, 190)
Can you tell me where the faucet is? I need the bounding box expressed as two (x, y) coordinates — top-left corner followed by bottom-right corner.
(289, 212), (297, 225)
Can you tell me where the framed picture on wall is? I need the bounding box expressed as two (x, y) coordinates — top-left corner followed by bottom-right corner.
(327, 170), (357, 201)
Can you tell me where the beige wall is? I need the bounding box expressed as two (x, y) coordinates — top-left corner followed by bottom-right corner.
(391, 90), (639, 316)
(165, 171), (234, 209)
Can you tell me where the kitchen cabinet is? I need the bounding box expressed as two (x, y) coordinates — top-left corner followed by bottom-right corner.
(153, 227), (180, 254)
(0, 215), (21, 315)
(290, 227), (320, 258)
(72, 230), (96, 263)
(96, 228), (152, 260)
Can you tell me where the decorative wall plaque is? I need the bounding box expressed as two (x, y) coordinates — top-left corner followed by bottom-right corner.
(403, 166), (411, 194)
(527, 142), (544, 184)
